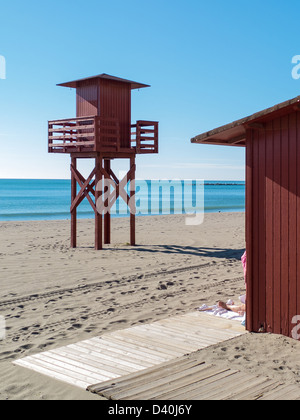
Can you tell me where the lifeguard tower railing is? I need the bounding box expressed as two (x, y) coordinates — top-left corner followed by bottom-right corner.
(48, 116), (158, 154)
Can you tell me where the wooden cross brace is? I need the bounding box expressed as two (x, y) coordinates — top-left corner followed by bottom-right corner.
(70, 155), (136, 250)
(70, 164), (96, 213)
(96, 163), (136, 215)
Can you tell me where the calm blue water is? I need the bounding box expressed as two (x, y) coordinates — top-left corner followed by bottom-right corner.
(0, 179), (245, 221)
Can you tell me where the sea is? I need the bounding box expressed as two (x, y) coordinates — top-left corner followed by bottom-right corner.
(0, 179), (245, 222)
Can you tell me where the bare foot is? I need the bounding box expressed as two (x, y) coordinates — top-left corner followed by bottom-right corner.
(218, 301), (231, 310)
(218, 301), (246, 315)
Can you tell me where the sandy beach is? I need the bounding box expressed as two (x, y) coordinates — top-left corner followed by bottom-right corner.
(1, 212), (300, 400)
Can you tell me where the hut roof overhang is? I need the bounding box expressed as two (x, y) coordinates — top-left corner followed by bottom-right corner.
(191, 95), (300, 147)
(57, 73), (150, 90)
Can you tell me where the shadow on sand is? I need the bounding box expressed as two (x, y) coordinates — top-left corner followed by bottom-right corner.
(108, 244), (245, 260)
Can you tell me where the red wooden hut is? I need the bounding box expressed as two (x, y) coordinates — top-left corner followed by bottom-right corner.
(48, 74), (158, 250)
(191, 95), (300, 339)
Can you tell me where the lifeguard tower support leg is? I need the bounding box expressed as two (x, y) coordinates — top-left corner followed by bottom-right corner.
(104, 159), (111, 245)
(95, 153), (103, 250)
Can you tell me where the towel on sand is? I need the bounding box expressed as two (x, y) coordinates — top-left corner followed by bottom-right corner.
(197, 251), (247, 326)
(197, 299), (246, 325)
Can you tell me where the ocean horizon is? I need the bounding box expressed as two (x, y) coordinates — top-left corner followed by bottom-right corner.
(0, 178), (245, 222)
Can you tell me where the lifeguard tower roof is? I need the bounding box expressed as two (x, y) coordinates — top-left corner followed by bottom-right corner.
(57, 73), (150, 90)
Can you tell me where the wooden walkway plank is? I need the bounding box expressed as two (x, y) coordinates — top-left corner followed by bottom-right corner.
(15, 358), (89, 389)
(182, 312), (245, 333)
(224, 379), (283, 401)
(37, 350), (119, 382)
(94, 362), (207, 400)
(75, 339), (158, 367)
(89, 356), (300, 401)
(135, 322), (223, 345)
(15, 355), (98, 389)
(68, 343), (140, 372)
(105, 364), (223, 401)
(32, 352), (111, 383)
(258, 384), (300, 400)
(187, 372), (270, 400)
(126, 366), (234, 401)
(159, 323), (239, 342)
(88, 357), (205, 395)
(152, 368), (241, 401)
(72, 342), (152, 370)
(96, 336), (170, 358)
(157, 316), (243, 338)
(14, 311), (247, 392)
(127, 325), (204, 351)
(108, 330), (187, 356)
(97, 336), (172, 362)
(51, 348), (132, 377)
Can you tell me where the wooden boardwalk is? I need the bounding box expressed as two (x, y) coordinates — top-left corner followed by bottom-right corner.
(88, 355), (300, 400)
(14, 311), (300, 399)
(14, 312), (245, 390)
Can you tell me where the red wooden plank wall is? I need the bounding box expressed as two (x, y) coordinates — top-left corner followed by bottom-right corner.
(246, 111), (300, 338)
(75, 79), (131, 149)
(99, 79), (131, 149)
(76, 81), (98, 117)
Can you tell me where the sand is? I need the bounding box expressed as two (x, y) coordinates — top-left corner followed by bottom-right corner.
(1, 212), (300, 400)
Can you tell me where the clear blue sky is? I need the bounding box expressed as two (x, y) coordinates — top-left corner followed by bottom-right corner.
(0, 0), (299, 181)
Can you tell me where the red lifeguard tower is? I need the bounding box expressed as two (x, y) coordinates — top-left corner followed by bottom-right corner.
(48, 74), (158, 250)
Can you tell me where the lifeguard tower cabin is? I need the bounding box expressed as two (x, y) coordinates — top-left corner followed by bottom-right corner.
(191, 95), (300, 340)
(48, 74), (158, 250)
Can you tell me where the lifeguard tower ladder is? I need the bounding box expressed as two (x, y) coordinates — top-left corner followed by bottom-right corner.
(48, 74), (158, 250)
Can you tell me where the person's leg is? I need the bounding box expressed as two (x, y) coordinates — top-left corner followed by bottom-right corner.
(218, 301), (246, 314)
